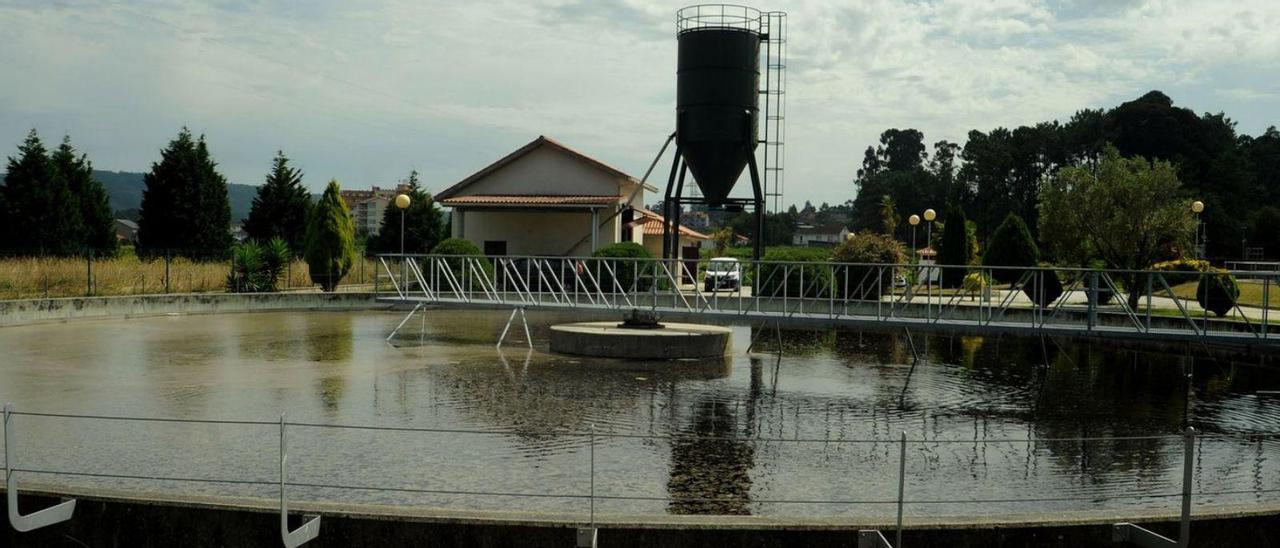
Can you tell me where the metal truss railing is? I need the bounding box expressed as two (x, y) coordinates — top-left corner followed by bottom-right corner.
(376, 254), (1279, 346)
(5, 406), (1280, 547)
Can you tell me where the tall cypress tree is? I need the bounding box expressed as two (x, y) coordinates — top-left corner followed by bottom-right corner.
(244, 151), (312, 253)
(51, 136), (117, 256)
(372, 170), (445, 254)
(938, 205), (974, 288)
(304, 180), (356, 291)
(3, 130), (81, 256)
(137, 128), (233, 259)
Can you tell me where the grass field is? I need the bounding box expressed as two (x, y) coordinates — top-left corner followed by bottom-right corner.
(1168, 279), (1280, 310)
(0, 253), (379, 300)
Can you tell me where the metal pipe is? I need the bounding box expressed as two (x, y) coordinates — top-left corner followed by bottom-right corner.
(896, 430), (907, 547)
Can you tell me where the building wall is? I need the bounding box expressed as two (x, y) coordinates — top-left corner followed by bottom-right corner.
(454, 209), (619, 256)
(463, 146), (627, 197)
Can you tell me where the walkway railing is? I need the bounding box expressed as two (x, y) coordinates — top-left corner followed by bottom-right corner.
(375, 254), (1279, 346)
(5, 405), (1280, 547)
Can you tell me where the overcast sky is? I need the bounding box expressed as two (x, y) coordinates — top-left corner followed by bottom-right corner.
(2, 0), (1278, 208)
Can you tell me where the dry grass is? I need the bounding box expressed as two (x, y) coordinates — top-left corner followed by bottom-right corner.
(0, 254), (379, 300)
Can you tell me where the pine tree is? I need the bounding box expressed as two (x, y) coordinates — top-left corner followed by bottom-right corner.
(137, 128), (233, 259)
(244, 151), (312, 253)
(304, 179), (356, 291)
(981, 212), (1039, 283)
(51, 136), (117, 256)
(372, 170), (446, 254)
(3, 130), (82, 256)
(937, 205), (974, 288)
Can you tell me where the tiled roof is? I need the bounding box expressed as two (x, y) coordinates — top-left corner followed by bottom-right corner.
(627, 208), (710, 239)
(439, 194), (622, 206)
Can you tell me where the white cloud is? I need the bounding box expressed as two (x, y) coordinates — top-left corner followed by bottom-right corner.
(0, 0), (1277, 208)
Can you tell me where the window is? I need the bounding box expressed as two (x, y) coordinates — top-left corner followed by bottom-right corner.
(484, 241), (507, 256)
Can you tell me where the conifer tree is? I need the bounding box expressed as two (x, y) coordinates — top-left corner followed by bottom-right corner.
(137, 128), (233, 258)
(244, 151), (312, 253)
(372, 170), (445, 254)
(981, 212), (1039, 283)
(938, 205), (975, 288)
(304, 179), (356, 291)
(51, 136), (117, 256)
(3, 130), (81, 255)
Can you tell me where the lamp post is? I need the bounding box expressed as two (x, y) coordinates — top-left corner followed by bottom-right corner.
(395, 194), (411, 254)
(1191, 200), (1204, 259)
(395, 193), (411, 287)
(908, 213), (921, 259)
(923, 208), (936, 304)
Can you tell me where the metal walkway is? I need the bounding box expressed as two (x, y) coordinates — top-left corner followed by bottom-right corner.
(375, 254), (1278, 347)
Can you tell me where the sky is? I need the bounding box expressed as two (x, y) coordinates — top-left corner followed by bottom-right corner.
(2, 0), (1278, 209)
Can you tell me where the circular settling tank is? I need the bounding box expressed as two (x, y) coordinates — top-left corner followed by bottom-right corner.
(549, 321), (731, 359)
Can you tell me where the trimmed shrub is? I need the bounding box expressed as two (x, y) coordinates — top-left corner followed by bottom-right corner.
(961, 271), (990, 301)
(304, 180), (356, 292)
(1196, 268), (1240, 318)
(832, 231), (903, 300)
(591, 242), (652, 292)
(429, 238), (493, 288)
(1022, 266), (1064, 308)
(981, 213), (1039, 284)
(756, 247), (833, 299)
(937, 206), (975, 288)
(1151, 258), (1211, 287)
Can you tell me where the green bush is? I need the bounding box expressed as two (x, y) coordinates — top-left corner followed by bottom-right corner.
(591, 242), (652, 292)
(1196, 268), (1239, 318)
(981, 213), (1039, 284)
(938, 205), (975, 288)
(1151, 258), (1211, 287)
(831, 231), (903, 300)
(304, 180), (356, 292)
(429, 237), (493, 288)
(1022, 266), (1064, 308)
(756, 247), (833, 298)
(227, 238), (290, 292)
(962, 271), (990, 300)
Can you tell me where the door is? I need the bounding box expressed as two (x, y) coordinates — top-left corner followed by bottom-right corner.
(681, 245), (700, 285)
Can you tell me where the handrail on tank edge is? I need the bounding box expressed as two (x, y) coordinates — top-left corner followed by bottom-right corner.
(677, 4), (763, 33)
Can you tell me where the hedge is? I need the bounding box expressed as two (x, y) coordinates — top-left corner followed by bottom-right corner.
(756, 247), (833, 299)
(831, 231), (903, 300)
(1022, 266), (1064, 308)
(591, 242), (652, 292)
(429, 238), (493, 288)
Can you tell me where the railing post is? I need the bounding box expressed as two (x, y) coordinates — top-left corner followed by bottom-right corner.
(896, 430), (906, 548)
(1179, 427), (1194, 547)
(1088, 270), (1099, 330)
(577, 424), (598, 548)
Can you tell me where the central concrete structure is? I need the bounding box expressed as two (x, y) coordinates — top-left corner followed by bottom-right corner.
(549, 321), (730, 359)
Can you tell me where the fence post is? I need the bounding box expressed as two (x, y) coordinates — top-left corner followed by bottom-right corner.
(85, 251), (93, 296)
(164, 251), (171, 294)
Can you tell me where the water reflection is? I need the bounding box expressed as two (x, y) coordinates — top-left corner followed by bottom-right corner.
(1, 310), (1278, 517)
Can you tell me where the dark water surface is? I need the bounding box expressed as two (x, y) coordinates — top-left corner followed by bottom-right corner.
(1, 309), (1278, 521)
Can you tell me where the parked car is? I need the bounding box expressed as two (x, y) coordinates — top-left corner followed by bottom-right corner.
(704, 257), (742, 292)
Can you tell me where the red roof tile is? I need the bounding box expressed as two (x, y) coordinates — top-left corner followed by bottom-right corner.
(627, 208), (710, 239)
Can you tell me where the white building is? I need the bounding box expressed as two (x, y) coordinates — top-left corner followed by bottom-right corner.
(437, 135), (706, 257)
(792, 224), (850, 247)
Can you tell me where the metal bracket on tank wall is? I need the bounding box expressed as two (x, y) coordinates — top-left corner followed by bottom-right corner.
(280, 414), (321, 548)
(1112, 427), (1196, 547)
(5, 403), (77, 532)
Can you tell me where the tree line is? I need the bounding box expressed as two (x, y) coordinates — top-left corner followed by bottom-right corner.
(850, 91), (1280, 260)
(1, 127), (447, 290)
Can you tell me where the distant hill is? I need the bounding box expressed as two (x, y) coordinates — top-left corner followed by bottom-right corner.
(93, 170), (259, 222)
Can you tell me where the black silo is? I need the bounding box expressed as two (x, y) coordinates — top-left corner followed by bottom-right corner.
(676, 26), (761, 206)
